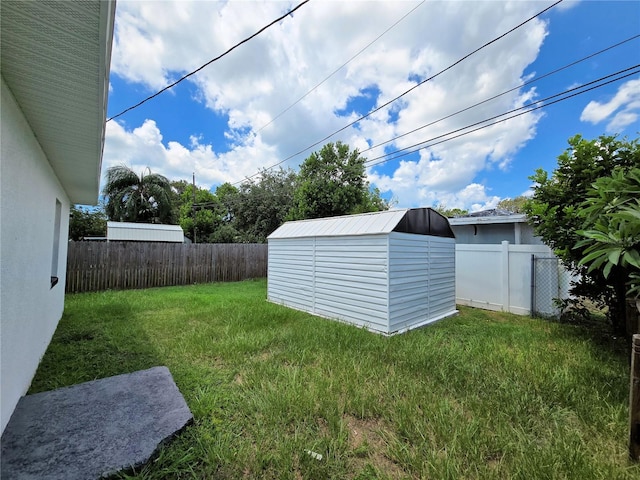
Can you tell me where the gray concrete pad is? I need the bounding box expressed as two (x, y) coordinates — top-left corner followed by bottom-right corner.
(1, 366), (193, 479)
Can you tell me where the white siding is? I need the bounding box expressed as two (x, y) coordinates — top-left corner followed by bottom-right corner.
(388, 233), (456, 333)
(428, 237), (457, 320)
(1, 80), (70, 433)
(313, 235), (389, 331)
(268, 238), (315, 312)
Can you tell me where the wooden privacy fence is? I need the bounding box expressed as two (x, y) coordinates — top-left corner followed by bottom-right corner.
(66, 242), (268, 293)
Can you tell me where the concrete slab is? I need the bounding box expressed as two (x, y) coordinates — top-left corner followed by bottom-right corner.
(1, 366), (193, 479)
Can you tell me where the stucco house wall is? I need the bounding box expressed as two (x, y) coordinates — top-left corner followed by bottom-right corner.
(0, 80), (71, 433)
(448, 213), (545, 245)
(0, 0), (115, 434)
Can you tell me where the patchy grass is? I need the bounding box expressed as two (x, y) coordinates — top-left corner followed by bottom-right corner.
(31, 279), (638, 479)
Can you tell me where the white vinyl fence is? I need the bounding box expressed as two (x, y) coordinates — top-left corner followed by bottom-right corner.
(456, 241), (572, 316)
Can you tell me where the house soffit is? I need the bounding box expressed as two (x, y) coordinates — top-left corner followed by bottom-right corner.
(1, 1), (115, 204)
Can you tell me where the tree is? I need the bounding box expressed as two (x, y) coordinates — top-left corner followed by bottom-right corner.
(525, 134), (639, 332)
(69, 205), (107, 240)
(496, 196), (529, 214)
(434, 204), (469, 217)
(232, 168), (298, 243)
(103, 165), (174, 224)
(178, 184), (223, 243)
(289, 141), (388, 220)
(215, 182), (240, 224)
(576, 167), (640, 307)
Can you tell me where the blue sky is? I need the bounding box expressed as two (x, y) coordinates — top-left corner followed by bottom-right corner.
(103, 0), (640, 211)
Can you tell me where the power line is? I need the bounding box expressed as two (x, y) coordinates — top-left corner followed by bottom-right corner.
(215, 65), (639, 203)
(360, 34), (640, 155)
(233, 0), (564, 184)
(107, 0), (311, 122)
(365, 66), (640, 169)
(253, 0), (426, 135)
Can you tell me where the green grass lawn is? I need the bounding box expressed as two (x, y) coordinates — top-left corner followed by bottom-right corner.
(31, 279), (638, 479)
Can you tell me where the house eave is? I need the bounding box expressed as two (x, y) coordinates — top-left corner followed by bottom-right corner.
(1, 0), (116, 205)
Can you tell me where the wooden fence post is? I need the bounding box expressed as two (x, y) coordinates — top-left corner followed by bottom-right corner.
(631, 334), (640, 461)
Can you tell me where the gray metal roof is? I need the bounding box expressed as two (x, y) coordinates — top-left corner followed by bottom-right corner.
(107, 222), (184, 242)
(1, 1), (116, 205)
(448, 213), (527, 226)
(268, 208), (455, 239)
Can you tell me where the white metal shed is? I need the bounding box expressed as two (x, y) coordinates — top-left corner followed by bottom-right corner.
(267, 208), (457, 335)
(107, 222), (184, 243)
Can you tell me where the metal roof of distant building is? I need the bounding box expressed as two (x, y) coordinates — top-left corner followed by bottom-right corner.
(448, 210), (527, 225)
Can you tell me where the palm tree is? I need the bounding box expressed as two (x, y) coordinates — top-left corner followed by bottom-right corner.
(103, 165), (174, 223)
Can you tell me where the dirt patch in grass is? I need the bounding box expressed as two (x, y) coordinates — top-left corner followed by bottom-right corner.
(343, 414), (408, 479)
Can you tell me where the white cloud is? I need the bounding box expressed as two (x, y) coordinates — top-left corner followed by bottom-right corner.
(103, 119), (279, 190)
(580, 78), (640, 132)
(555, 0), (581, 12)
(108, 0), (551, 210)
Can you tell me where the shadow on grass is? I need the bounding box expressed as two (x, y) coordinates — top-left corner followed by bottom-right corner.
(29, 294), (163, 394)
(540, 312), (630, 362)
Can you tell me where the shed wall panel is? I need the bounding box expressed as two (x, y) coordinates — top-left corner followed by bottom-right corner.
(267, 238), (314, 311)
(428, 237), (456, 320)
(312, 236), (389, 330)
(388, 233), (456, 333)
(388, 234), (430, 332)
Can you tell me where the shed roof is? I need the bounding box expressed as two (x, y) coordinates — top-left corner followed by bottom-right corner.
(107, 222), (184, 242)
(268, 208), (454, 239)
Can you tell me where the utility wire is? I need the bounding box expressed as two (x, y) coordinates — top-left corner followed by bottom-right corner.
(253, 0), (426, 135)
(233, 0), (564, 184)
(107, 0), (311, 122)
(212, 65), (639, 201)
(361, 34), (640, 155)
(365, 66), (640, 168)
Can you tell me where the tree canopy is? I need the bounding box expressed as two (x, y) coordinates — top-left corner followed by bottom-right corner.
(103, 165), (174, 224)
(288, 141), (388, 220)
(69, 205), (107, 240)
(231, 168), (298, 243)
(496, 196), (529, 214)
(434, 204), (469, 218)
(525, 134), (639, 333)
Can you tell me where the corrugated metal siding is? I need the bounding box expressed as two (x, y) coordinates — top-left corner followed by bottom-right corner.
(267, 238), (314, 312)
(388, 234), (430, 332)
(388, 233), (456, 333)
(428, 237), (456, 320)
(312, 236), (389, 330)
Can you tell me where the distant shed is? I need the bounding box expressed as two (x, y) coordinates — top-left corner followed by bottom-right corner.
(267, 208), (457, 335)
(107, 222), (184, 243)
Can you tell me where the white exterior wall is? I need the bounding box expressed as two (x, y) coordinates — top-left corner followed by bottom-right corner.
(455, 242), (558, 315)
(313, 235), (389, 331)
(388, 233), (456, 333)
(1, 80), (70, 433)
